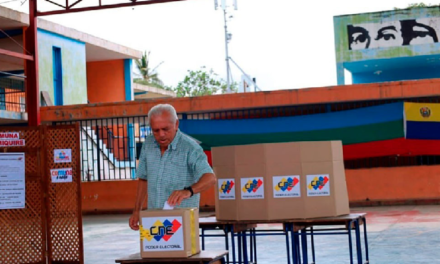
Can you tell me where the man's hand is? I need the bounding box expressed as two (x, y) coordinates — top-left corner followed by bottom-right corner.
(129, 211), (140, 231)
(167, 189), (192, 207)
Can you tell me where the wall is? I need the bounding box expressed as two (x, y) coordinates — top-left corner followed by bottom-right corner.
(86, 60), (126, 103)
(346, 165), (440, 203)
(37, 29), (87, 105)
(81, 165), (440, 213)
(334, 7), (440, 84)
(86, 60), (130, 161)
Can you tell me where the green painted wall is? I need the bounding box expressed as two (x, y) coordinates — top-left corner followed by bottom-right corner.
(37, 29), (87, 105)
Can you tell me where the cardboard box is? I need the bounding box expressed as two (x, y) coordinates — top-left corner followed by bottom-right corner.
(139, 208), (200, 258)
(212, 141), (349, 221)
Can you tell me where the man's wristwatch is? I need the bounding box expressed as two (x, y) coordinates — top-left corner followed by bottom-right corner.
(184, 186), (194, 197)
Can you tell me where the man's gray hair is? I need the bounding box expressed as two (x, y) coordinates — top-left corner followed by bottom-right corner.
(148, 104), (178, 124)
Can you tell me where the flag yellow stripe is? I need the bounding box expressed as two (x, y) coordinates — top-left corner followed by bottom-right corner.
(404, 102), (440, 122)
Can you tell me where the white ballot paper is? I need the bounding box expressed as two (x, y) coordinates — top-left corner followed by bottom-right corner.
(163, 201), (174, 210)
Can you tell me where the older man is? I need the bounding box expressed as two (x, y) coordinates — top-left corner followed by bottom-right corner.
(129, 104), (216, 231)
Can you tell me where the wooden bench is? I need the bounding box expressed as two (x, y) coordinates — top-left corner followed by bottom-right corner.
(115, 250), (228, 264)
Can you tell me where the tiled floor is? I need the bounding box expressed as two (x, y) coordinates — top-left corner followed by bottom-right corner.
(83, 205), (440, 264)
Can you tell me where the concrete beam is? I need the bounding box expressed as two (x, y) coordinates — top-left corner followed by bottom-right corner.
(40, 78), (440, 122)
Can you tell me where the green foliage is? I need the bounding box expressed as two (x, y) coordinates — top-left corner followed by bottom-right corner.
(394, 2), (439, 10)
(173, 67), (238, 97)
(134, 51), (164, 87)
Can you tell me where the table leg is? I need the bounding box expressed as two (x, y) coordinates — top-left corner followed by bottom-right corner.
(284, 225), (291, 264)
(230, 225), (237, 264)
(202, 228), (206, 250)
(362, 216), (369, 264)
(311, 227), (315, 263)
(253, 228), (257, 264)
(355, 219), (363, 264)
(224, 228), (230, 264)
(301, 228), (308, 264)
(238, 229), (242, 264)
(287, 224), (296, 264)
(348, 220), (354, 264)
(242, 230), (249, 264)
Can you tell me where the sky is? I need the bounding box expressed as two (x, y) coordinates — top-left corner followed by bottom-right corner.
(0, 0), (423, 91)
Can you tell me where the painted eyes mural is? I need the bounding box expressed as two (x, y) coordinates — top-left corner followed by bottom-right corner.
(348, 18), (439, 50)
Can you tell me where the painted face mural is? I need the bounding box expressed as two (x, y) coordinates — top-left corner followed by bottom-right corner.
(348, 17), (439, 50)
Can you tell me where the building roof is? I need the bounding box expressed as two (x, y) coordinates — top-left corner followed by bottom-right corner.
(0, 5), (142, 64)
(133, 83), (177, 100)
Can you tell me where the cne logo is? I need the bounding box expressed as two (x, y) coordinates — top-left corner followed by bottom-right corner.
(275, 177), (299, 192)
(140, 219), (182, 242)
(420, 107), (431, 118)
(308, 175), (329, 191)
(242, 179), (263, 193)
(219, 180), (234, 194)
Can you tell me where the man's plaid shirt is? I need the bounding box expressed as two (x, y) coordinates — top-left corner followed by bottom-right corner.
(136, 130), (213, 209)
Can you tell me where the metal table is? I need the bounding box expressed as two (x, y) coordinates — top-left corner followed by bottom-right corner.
(199, 213), (369, 264)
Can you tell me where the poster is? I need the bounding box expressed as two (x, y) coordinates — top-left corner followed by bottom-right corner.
(0, 153), (25, 209)
(54, 149), (72, 163)
(50, 168), (73, 183)
(0, 132), (25, 147)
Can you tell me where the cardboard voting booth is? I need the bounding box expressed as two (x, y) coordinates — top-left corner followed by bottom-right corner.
(212, 141), (350, 220)
(139, 208), (200, 258)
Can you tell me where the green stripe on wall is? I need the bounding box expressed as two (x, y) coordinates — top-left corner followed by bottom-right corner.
(189, 120), (404, 150)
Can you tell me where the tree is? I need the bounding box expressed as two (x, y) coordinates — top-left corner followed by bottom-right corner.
(173, 67), (238, 97)
(394, 3), (439, 10)
(134, 51), (164, 87)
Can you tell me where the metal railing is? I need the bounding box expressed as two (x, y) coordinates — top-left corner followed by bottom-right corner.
(0, 89), (26, 113)
(56, 116), (150, 182)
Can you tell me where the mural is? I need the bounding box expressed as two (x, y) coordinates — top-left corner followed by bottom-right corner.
(348, 17), (440, 50)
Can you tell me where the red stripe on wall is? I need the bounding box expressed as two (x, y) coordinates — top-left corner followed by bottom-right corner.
(344, 138), (440, 160)
(205, 139), (440, 163)
(204, 150), (212, 166)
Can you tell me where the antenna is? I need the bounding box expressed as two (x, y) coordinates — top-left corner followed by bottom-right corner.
(214, 0), (260, 92)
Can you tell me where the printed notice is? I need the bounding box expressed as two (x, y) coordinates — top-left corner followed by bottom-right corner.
(273, 175), (301, 198)
(218, 179), (236, 200)
(51, 168), (73, 183)
(54, 149), (72, 163)
(307, 174), (330, 197)
(241, 177), (264, 199)
(0, 153), (25, 209)
(141, 216), (184, 252)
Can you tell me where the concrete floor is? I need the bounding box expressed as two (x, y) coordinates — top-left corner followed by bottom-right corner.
(83, 205), (440, 264)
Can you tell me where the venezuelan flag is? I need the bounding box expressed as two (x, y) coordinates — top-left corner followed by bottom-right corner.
(405, 102), (440, 140)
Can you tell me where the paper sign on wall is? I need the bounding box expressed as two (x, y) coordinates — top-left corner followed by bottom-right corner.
(241, 177), (264, 199)
(140, 216), (184, 252)
(307, 174), (330, 196)
(0, 153), (25, 210)
(0, 132), (25, 147)
(218, 179), (236, 200)
(54, 149), (72, 163)
(273, 175), (301, 198)
(51, 168), (73, 183)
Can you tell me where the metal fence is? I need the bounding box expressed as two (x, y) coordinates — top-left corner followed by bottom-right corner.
(56, 96), (440, 181)
(56, 116), (153, 182)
